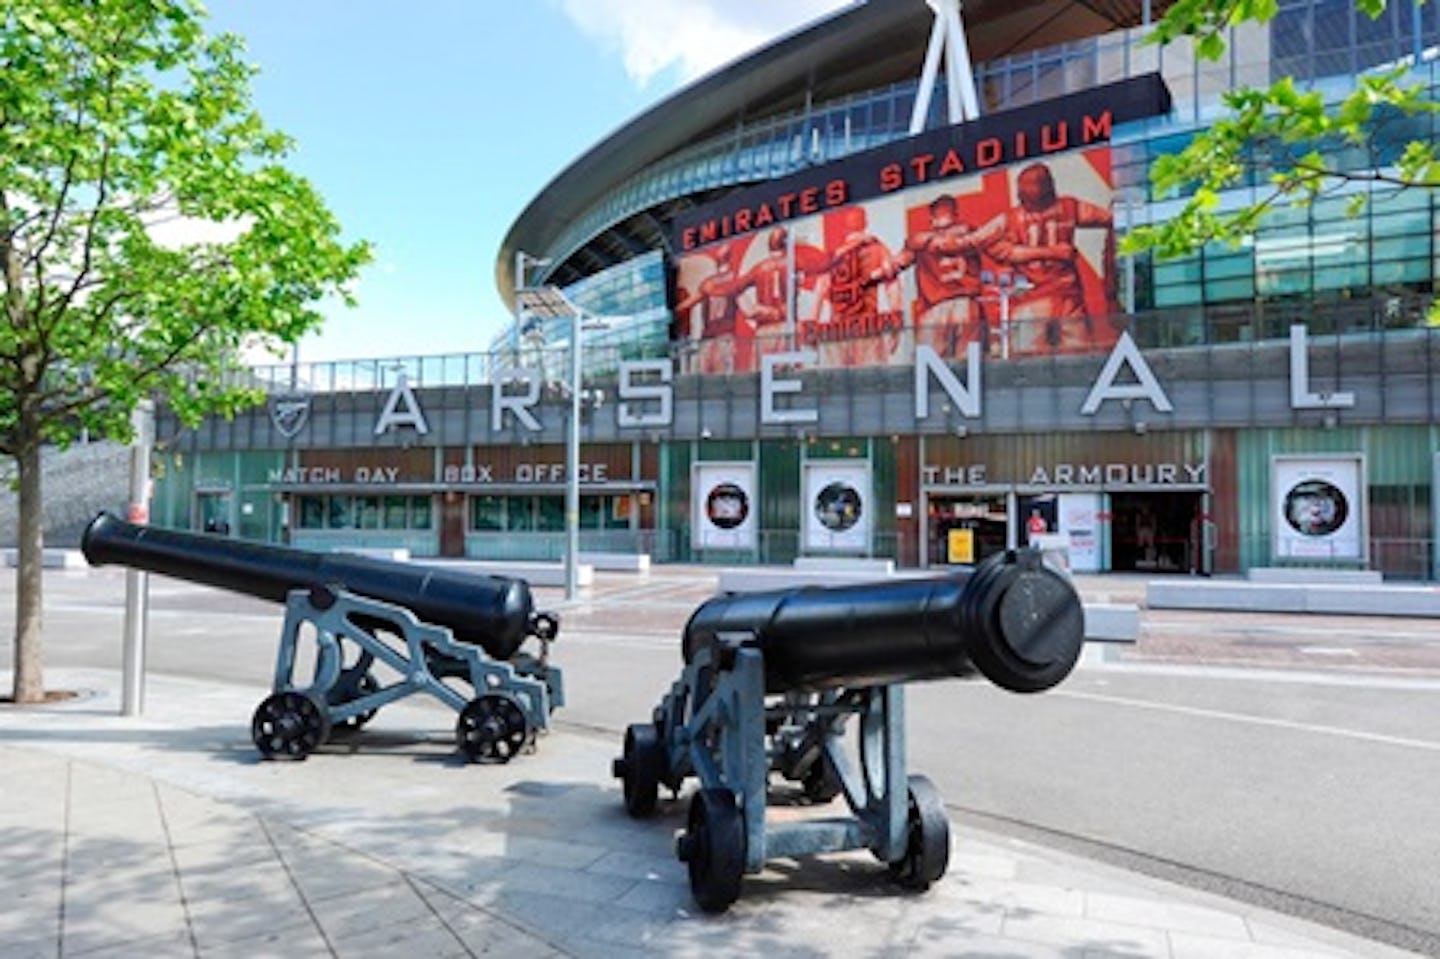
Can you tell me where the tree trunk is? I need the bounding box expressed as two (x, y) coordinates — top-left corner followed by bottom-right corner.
(12, 435), (45, 703)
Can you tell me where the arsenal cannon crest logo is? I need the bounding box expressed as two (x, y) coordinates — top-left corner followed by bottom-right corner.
(269, 392), (312, 438)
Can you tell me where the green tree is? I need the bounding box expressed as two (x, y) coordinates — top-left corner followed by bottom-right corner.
(1122, 0), (1440, 301)
(1, 0), (370, 702)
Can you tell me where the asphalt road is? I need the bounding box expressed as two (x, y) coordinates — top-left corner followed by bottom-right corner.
(6, 565), (1440, 956)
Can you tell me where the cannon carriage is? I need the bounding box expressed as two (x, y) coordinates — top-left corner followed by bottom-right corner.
(613, 549), (1085, 912)
(82, 512), (562, 762)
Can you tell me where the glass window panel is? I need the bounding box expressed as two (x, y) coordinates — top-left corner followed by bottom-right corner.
(506, 496), (536, 532)
(1370, 210), (1431, 238)
(1154, 281), (1202, 307)
(1372, 257), (1430, 284)
(1313, 259), (1368, 290)
(472, 495), (505, 531)
(384, 495), (408, 529)
(1204, 250), (1254, 279)
(1154, 257), (1202, 286)
(1257, 266), (1313, 296)
(299, 496), (324, 530)
(1204, 277), (1256, 301)
(356, 496), (381, 529)
(534, 496), (563, 532)
(1371, 235), (1431, 261)
(327, 495), (352, 530)
(580, 496), (605, 530)
(411, 496), (432, 530)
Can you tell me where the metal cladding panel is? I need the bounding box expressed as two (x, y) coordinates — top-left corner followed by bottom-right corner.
(757, 441), (800, 520)
(660, 441), (693, 548)
(1367, 424), (1439, 484)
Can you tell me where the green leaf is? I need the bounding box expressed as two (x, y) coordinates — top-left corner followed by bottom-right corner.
(1, 0), (370, 521)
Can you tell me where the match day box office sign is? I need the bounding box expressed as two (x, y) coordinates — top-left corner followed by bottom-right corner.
(271, 448), (435, 487)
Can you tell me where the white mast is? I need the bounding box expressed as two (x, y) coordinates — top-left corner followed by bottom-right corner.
(909, 0), (981, 134)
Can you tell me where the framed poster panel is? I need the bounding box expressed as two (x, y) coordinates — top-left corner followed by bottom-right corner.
(803, 460), (872, 553)
(693, 462), (757, 551)
(1058, 492), (1103, 573)
(1271, 455), (1366, 563)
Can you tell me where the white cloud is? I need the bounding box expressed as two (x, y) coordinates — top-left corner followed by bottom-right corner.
(557, 0), (855, 87)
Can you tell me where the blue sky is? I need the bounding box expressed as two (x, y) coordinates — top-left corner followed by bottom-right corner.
(204, 0), (852, 363)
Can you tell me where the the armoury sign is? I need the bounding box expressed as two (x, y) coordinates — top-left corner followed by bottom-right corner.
(921, 462), (1208, 489)
(268, 324), (1359, 438)
(668, 75), (1170, 374)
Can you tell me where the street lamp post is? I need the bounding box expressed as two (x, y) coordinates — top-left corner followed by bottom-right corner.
(514, 257), (592, 601)
(565, 314), (582, 600)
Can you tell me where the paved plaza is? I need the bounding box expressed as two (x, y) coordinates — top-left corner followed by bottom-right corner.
(1, 567), (1434, 958)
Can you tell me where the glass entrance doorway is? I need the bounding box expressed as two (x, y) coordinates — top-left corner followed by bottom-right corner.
(196, 491), (232, 536)
(1111, 491), (1202, 573)
(928, 494), (1007, 567)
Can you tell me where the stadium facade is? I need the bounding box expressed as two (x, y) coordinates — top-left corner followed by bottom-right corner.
(153, 0), (1440, 579)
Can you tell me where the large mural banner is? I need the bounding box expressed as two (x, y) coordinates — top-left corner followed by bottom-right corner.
(673, 147), (1118, 372)
(668, 75), (1174, 374)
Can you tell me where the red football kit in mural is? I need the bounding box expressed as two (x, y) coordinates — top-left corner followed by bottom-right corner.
(890, 210), (992, 356)
(815, 230), (903, 366)
(985, 163), (1115, 355)
(676, 262), (750, 373)
(827, 233), (890, 319)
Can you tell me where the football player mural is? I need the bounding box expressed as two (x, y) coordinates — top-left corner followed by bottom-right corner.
(673, 145), (1118, 370)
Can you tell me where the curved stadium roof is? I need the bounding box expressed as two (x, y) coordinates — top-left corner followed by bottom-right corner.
(497, 0), (1174, 307)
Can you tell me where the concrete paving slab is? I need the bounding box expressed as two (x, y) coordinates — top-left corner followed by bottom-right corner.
(0, 667), (1427, 959)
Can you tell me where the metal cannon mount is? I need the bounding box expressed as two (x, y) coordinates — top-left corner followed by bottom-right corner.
(253, 583), (562, 762)
(80, 512), (564, 763)
(612, 549), (1085, 912)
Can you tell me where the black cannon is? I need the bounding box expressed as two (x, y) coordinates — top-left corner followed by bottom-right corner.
(613, 549), (1084, 913)
(82, 512), (562, 762)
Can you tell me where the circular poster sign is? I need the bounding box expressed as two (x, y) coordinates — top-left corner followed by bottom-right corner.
(814, 481), (863, 533)
(706, 482), (750, 530)
(1283, 479), (1349, 537)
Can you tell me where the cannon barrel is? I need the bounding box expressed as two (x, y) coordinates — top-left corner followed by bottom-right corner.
(81, 512), (536, 660)
(683, 550), (1084, 694)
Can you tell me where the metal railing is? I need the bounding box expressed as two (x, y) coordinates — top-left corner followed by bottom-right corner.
(234, 294), (1437, 396)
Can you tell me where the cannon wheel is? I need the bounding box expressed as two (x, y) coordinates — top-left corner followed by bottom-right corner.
(802, 752), (842, 804)
(455, 693), (530, 763)
(252, 691), (331, 760)
(888, 774), (950, 891)
(617, 723), (664, 817)
(678, 788), (745, 914)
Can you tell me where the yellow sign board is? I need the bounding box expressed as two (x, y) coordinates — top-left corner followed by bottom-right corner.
(947, 527), (974, 564)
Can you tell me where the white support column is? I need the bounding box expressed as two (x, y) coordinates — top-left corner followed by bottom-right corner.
(942, 0), (981, 120)
(910, 12), (948, 134)
(910, 0), (982, 134)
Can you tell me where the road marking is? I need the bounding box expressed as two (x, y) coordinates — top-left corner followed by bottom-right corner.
(1058, 689), (1440, 752)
